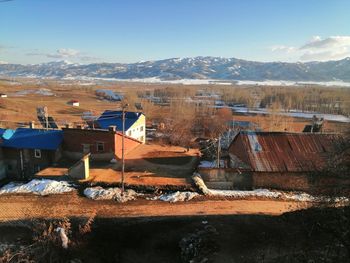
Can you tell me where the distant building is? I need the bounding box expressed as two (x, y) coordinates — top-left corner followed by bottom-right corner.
(92, 110), (146, 143)
(95, 89), (123, 101)
(62, 126), (142, 161)
(0, 93), (7, 98)
(68, 100), (80, 107)
(0, 128), (63, 179)
(226, 120), (259, 131)
(303, 115), (324, 133)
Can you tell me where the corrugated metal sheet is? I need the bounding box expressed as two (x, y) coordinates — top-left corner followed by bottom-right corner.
(0, 128), (63, 150)
(230, 132), (338, 172)
(96, 110), (142, 131)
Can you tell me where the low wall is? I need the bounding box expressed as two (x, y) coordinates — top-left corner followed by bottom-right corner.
(63, 151), (114, 162)
(199, 168), (312, 191)
(200, 168), (350, 193)
(68, 154), (90, 180)
(252, 172), (310, 191)
(198, 168), (252, 190)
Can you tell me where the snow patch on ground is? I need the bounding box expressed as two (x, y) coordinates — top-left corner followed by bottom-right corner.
(14, 88), (54, 96)
(0, 179), (74, 195)
(55, 227), (69, 249)
(194, 172), (348, 202)
(224, 106), (350, 123)
(236, 80), (350, 87)
(154, 191), (199, 202)
(208, 189), (349, 203)
(84, 187), (140, 203)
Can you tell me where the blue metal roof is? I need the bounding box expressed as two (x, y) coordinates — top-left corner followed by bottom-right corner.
(0, 128), (63, 150)
(96, 110), (142, 131)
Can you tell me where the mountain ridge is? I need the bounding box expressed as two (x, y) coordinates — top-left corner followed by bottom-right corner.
(1, 56), (350, 82)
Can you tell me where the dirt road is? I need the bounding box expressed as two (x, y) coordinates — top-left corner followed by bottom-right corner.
(0, 192), (309, 221)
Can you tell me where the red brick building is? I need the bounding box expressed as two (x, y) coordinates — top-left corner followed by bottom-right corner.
(62, 127), (141, 161)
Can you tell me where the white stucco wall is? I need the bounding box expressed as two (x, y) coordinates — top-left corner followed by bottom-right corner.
(126, 114), (146, 143)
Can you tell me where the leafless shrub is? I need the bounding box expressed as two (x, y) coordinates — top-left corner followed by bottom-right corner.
(79, 213), (96, 235)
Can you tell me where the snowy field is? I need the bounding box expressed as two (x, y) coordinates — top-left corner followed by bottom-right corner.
(12, 88), (54, 97)
(235, 79), (350, 87)
(214, 105), (350, 123)
(62, 76), (350, 87)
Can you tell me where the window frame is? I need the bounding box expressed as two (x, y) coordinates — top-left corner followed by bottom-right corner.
(96, 142), (105, 152)
(34, 149), (42, 159)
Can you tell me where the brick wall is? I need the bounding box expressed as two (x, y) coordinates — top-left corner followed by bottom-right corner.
(63, 128), (141, 160)
(115, 132), (142, 159)
(63, 128), (115, 154)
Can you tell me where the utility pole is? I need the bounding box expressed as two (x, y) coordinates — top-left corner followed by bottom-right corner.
(121, 103), (129, 195)
(217, 135), (221, 168)
(44, 106), (48, 130)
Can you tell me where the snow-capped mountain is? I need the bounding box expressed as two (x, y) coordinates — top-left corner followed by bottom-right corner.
(0, 56), (350, 82)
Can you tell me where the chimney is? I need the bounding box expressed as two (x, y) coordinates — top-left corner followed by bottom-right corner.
(109, 125), (117, 132)
(29, 121), (35, 129)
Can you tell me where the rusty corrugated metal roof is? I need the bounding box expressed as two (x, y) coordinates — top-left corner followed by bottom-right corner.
(230, 132), (338, 172)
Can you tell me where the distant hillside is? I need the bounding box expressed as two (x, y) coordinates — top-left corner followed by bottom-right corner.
(1, 56), (350, 82)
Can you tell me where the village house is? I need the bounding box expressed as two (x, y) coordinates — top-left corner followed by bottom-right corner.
(92, 110), (146, 143)
(62, 126), (142, 161)
(199, 131), (338, 191)
(68, 100), (80, 107)
(0, 128), (63, 179)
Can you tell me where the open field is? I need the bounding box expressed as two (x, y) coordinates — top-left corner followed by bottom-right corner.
(0, 80), (348, 133)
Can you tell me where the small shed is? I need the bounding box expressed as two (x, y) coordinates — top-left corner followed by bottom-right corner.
(68, 100), (80, 107)
(227, 131), (338, 190)
(0, 128), (63, 179)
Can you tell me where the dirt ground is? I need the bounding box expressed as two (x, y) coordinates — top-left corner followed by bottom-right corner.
(0, 192), (309, 222)
(0, 207), (349, 263)
(37, 143), (200, 188)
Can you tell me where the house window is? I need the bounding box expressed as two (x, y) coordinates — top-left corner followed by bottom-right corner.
(82, 144), (90, 154)
(34, 149), (41, 158)
(96, 142), (105, 152)
(140, 126), (144, 132)
(128, 131), (132, 136)
(140, 136), (144, 142)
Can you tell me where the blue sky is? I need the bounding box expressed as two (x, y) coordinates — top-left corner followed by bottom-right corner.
(1, 0), (350, 64)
